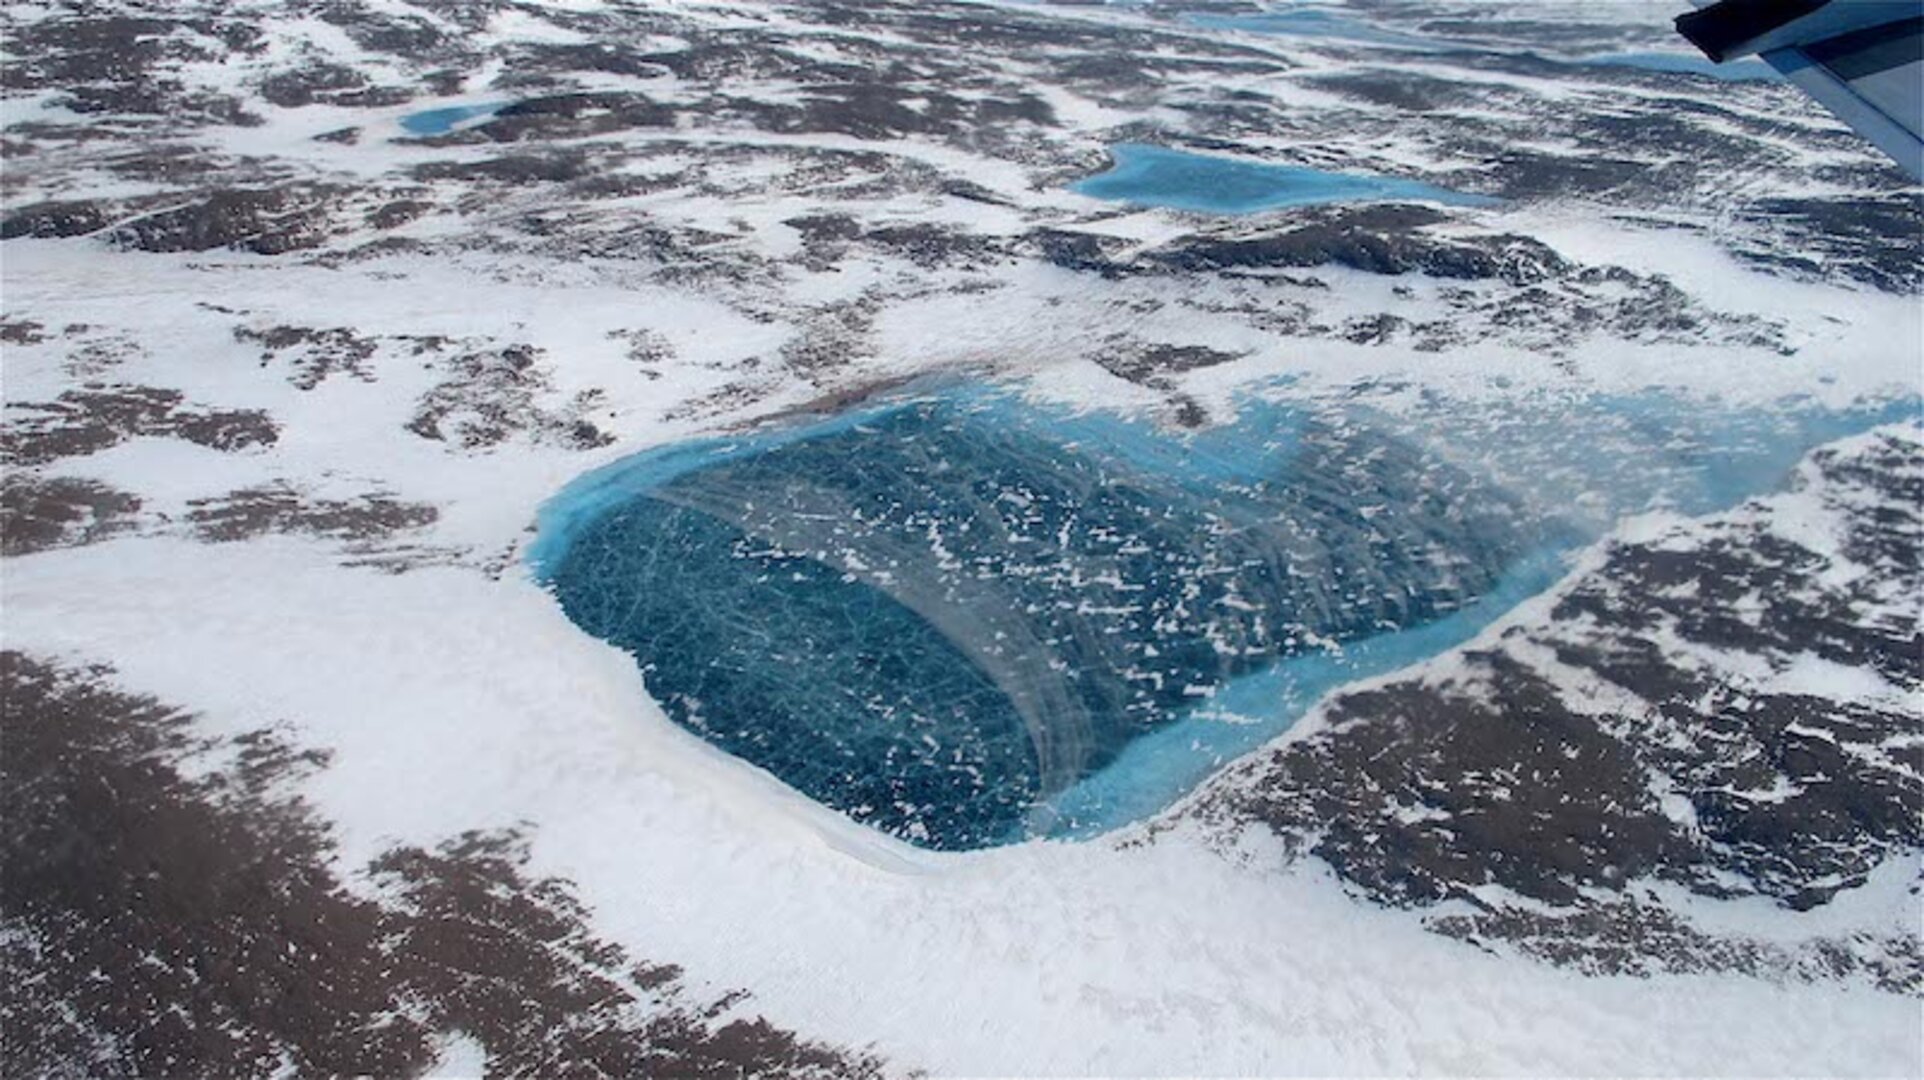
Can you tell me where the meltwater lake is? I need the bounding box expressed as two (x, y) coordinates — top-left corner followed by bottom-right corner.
(399, 101), (509, 136)
(531, 383), (1914, 850)
(1074, 144), (1493, 213)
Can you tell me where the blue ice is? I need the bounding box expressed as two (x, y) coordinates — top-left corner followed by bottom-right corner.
(532, 382), (1915, 850)
(400, 102), (509, 136)
(1073, 143), (1495, 214)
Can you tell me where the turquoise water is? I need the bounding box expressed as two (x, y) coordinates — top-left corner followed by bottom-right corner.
(1039, 544), (1573, 836)
(1584, 51), (1781, 82)
(1072, 144), (1495, 214)
(532, 383), (1915, 849)
(400, 102), (509, 136)
(1365, 391), (1918, 525)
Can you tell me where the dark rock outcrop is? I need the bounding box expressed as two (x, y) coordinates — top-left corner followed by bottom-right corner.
(0, 652), (891, 1078)
(1192, 427), (1924, 983)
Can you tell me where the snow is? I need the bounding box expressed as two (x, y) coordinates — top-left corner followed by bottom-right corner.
(10, 516), (1918, 1074)
(423, 1033), (488, 1079)
(1765, 651), (1913, 708)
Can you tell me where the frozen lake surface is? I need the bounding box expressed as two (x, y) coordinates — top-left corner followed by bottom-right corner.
(532, 384), (1913, 849)
(1073, 143), (1493, 213)
(399, 101), (509, 136)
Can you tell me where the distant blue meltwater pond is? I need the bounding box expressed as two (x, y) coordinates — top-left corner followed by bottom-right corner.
(1074, 143), (1494, 214)
(530, 384), (1913, 849)
(399, 101), (509, 136)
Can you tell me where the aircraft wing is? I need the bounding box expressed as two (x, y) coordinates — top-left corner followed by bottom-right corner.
(1677, 0), (1923, 179)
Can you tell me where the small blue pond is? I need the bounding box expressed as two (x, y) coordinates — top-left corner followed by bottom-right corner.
(531, 382), (1914, 850)
(1584, 51), (1782, 82)
(1073, 143), (1494, 214)
(400, 101), (509, 136)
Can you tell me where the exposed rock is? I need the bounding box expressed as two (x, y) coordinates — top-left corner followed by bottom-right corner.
(61, 333), (144, 378)
(1146, 207), (1570, 285)
(607, 327), (675, 377)
(233, 324), (380, 389)
(1429, 888), (1921, 994)
(256, 62), (375, 108)
(186, 483), (438, 543)
(474, 91), (677, 141)
(105, 186), (345, 255)
(1094, 342), (1242, 386)
(2, 386), (278, 466)
(0, 475), (142, 556)
(407, 344), (614, 451)
(413, 151), (595, 187)
(1214, 651), (1700, 907)
(0, 652), (889, 1078)
(0, 12), (262, 123)
(1190, 427), (1924, 982)
(782, 298), (880, 375)
(862, 222), (1001, 269)
(1, 199), (117, 240)
(0, 317), (47, 345)
(1731, 195), (1924, 294)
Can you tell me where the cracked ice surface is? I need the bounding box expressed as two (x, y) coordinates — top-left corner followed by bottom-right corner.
(535, 384), (1912, 849)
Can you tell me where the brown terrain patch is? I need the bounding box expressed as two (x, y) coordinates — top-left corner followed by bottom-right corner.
(0, 652), (891, 1077)
(104, 186), (346, 255)
(1219, 651), (1699, 908)
(1430, 895), (1922, 993)
(0, 198), (118, 240)
(2, 385), (277, 466)
(233, 324), (380, 390)
(0, 476), (442, 559)
(186, 482), (437, 543)
(780, 298), (882, 378)
(0, 316), (48, 345)
(775, 372), (931, 423)
(1091, 343), (1242, 426)
(407, 343), (613, 451)
(1092, 342), (1241, 388)
(1191, 429), (1924, 987)
(0, 474), (141, 555)
(61, 332), (143, 378)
